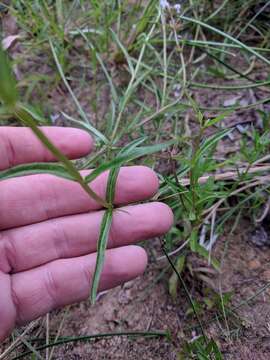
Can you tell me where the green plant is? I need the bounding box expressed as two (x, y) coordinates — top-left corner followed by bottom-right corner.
(1, 0), (270, 358)
(0, 42), (172, 305)
(178, 336), (222, 360)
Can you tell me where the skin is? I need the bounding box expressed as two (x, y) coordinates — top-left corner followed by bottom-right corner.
(0, 127), (173, 341)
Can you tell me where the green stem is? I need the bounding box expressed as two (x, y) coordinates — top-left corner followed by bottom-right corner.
(11, 331), (169, 360)
(189, 80), (270, 90)
(161, 241), (207, 343)
(14, 104), (109, 208)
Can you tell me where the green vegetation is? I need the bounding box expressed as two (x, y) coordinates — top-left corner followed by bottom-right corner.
(0, 0), (270, 358)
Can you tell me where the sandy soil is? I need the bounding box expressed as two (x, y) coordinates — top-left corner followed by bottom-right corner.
(36, 224), (270, 359)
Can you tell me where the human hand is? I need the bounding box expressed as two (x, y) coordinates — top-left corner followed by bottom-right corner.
(0, 127), (173, 341)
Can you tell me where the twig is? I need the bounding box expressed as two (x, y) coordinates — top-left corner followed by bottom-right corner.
(255, 196), (270, 223)
(204, 177), (270, 222)
(177, 165), (270, 186)
(46, 314), (49, 360)
(157, 238), (190, 261)
(0, 321), (40, 360)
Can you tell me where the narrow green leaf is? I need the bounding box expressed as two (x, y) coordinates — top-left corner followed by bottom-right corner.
(195, 244), (220, 271)
(106, 167), (120, 205)
(85, 140), (174, 183)
(194, 129), (232, 163)
(0, 43), (18, 106)
(11, 331), (168, 359)
(105, 137), (149, 204)
(118, 136), (147, 155)
(190, 228), (198, 252)
(180, 16), (270, 66)
(61, 112), (103, 136)
(14, 103), (109, 208)
(90, 137), (150, 303)
(110, 29), (135, 76)
(122, 0), (157, 59)
(186, 94), (204, 125)
(90, 208), (113, 304)
(22, 103), (49, 124)
(211, 340), (223, 360)
(204, 111), (233, 128)
(0, 105), (13, 118)
(190, 80), (270, 90)
(0, 162), (75, 182)
(169, 255), (186, 300)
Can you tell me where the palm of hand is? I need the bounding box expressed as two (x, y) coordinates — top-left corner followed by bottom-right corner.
(0, 127), (172, 341)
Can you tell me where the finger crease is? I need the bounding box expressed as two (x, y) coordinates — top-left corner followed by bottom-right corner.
(108, 221), (117, 249)
(37, 182), (57, 221)
(2, 233), (16, 273)
(5, 135), (17, 169)
(44, 267), (59, 309)
(10, 276), (23, 325)
(81, 262), (92, 290)
(51, 220), (68, 259)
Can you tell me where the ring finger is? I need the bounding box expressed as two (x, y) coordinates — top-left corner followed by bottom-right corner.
(0, 202), (173, 273)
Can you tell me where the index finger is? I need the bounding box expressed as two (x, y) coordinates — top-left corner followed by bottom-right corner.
(0, 127), (93, 170)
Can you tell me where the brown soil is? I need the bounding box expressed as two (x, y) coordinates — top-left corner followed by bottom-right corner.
(32, 225), (270, 359)
(1, 6), (270, 360)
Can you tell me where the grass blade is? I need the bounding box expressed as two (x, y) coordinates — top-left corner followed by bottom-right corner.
(180, 16), (270, 66)
(90, 137), (150, 303)
(190, 80), (270, 90)
(90, 208), (113, 304)
(49, 39), (108, 144)
(77, 30), (118, 103)
(161, 242), (207, 343)
(194, 129), (232, 163)
(0, 162), (75, 181)
(11, 331), (169, 359)
(0, 43), (18, 106)
(110, 29), (135, 76)
(106, 168), (120, 205)
(85, 140), (174, 183)
(14, 103), (109, 208)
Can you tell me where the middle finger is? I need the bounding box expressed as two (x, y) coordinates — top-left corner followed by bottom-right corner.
(0, 202), (173, 273)
(0, 166), (159, 230)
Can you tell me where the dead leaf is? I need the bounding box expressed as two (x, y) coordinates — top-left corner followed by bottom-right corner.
(2, 35), (20, 50)
(223, 95), (242, 107)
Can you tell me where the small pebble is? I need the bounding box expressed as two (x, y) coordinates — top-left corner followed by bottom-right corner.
(248, 259), (261, 270)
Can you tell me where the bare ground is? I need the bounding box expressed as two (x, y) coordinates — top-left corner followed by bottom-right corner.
(3, 224), (268, 359)
(1, 8), (270, 360)
(36, 223), (270, 359)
